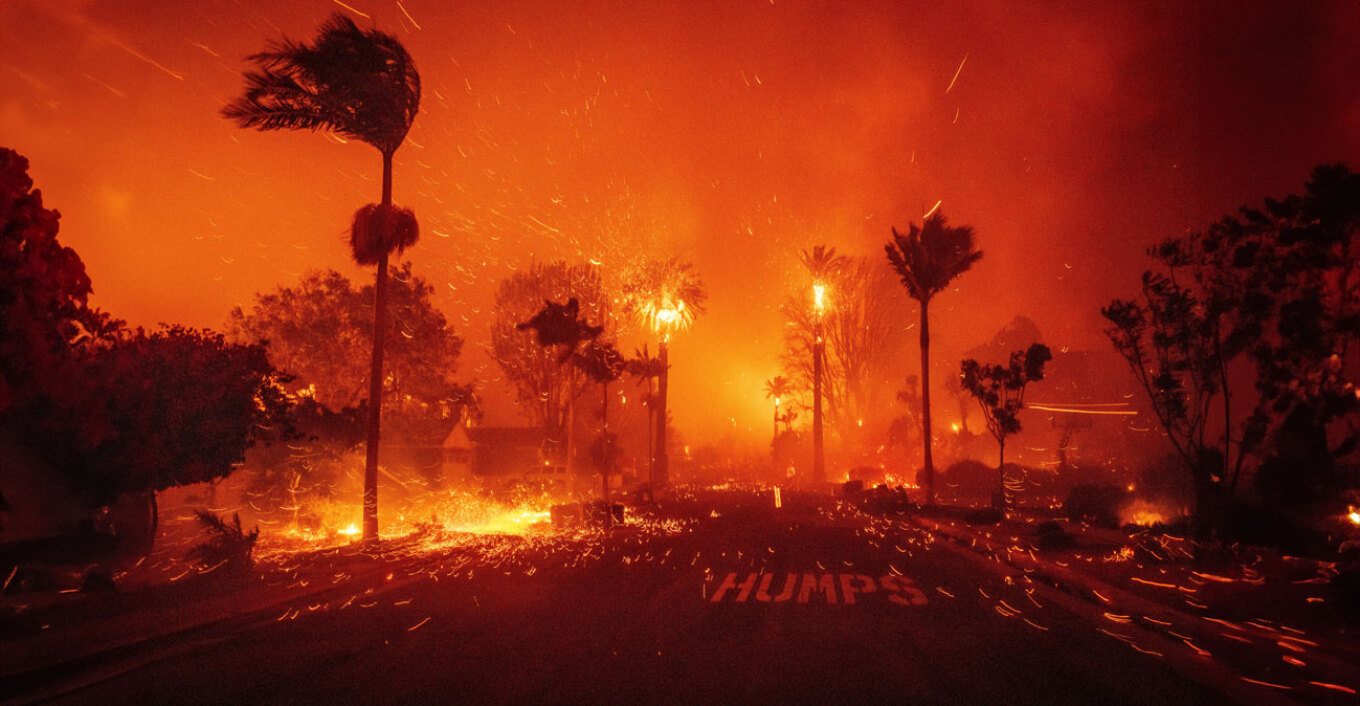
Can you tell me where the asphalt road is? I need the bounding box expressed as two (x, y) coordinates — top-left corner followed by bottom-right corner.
(16, 491), (1255, 705)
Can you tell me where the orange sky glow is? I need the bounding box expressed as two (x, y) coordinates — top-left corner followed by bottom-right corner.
(3, 0), (1358, 444)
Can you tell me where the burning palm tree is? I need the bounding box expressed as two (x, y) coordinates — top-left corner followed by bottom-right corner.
(799, 246), (849, 485)
(622, 259), (707, 487)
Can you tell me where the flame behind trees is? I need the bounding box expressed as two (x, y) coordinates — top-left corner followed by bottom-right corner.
(780, 257), (911, 445)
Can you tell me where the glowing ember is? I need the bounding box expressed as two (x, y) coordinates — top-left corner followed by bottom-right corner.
(339, 523), (360, 537)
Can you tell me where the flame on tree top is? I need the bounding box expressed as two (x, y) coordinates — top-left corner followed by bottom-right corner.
(622, 258), (708, 340)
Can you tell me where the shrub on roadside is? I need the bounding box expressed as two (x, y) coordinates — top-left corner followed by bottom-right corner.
(1035, 520), (1075, 550)
(186, 510), (259, 574)
(964, 507), (1003, 525)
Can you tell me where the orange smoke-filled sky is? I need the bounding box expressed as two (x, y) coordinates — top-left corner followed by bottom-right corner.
(3, 0), (1358, 443)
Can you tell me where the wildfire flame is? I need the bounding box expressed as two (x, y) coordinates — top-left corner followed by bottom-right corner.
(1120, 499), (1171, 527)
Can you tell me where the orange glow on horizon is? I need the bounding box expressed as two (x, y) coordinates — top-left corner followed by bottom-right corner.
(3, 0), (1356, 446)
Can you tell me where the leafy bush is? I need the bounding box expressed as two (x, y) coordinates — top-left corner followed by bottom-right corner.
(964, 507), (1003, 525)
(186, 510), (259, 574)
(1064, 485), (1127, 528)
(1219, 499), (1326, 555)
(1035, 520), (1075, 550)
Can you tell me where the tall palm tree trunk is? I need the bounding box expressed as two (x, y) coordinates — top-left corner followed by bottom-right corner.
(920, 298), (934, 507)
(996, 440), (1006, 510)
(644, 381), (654, 485)
(813, 322), (825, 485)
(654, 341), (669, 486)
(772, 405), (779, 476)
(361, 151), (394, 543)
(601, 380), (612, 528)
(567, 364), (577, 475)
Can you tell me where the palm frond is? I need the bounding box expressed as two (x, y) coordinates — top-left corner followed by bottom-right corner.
(621, 258), (708, 335)
(799, 245), (849, 281)
(222, 12), (420, 155)
(885, 211), (983, 302)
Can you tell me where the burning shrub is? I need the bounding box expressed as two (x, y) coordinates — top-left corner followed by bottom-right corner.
(1063, 484), (1126, 529)
(186, 510), (259, 574)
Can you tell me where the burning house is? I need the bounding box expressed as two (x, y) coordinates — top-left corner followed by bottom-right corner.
(441, 418), (567, 489)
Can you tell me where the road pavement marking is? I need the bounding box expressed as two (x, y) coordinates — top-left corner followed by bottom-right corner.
(708, 572), (928, 605)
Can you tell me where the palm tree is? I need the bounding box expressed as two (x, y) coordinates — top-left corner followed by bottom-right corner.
(621, 259), (707, 487)
(575, 340), (626, 527)
(763, 376), (793, 475)
(798, 246), (848, 485)
(884, 212), (982, 507)
(223, 13), (421, 543)
(518, 297), (605, 477)
(627, 345), (667, 484)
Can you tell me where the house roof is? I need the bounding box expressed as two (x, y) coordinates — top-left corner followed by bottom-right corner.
(466, 426), (544, 448)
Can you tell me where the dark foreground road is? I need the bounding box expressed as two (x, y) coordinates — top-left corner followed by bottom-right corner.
(10, 491), (1281, 705)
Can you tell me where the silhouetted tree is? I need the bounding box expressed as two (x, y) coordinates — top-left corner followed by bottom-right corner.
(1104, 274), (1229, 541)
(628, 345), (667, 482)
(575, 340), (626, 525)
(223, 12), (422, 542)
(885, 212), (984, 506)
(492, 263), (609, 452)
(1120, 164), (1360, 515)
(961, 344), (1052, 509)
(77, 327), (293, 502)
(519, 298), (605, 355)
(888, 376), (921, 451)
(517, 293), (609, 475)
(228, 265), (463, 432)
(0, 147), (120, 421)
